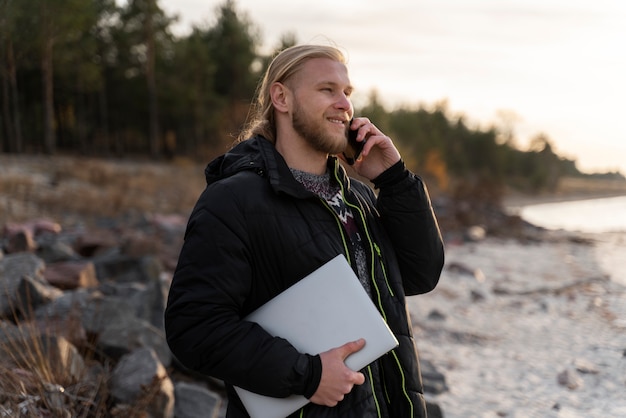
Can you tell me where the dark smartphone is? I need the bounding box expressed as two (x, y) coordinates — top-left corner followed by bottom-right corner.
(343, 119), (365, 165)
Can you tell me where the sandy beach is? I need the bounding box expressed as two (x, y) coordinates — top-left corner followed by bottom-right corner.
(411, 232), (626, 418)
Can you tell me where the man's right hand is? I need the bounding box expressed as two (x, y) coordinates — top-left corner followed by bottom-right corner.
(309, 339), (366, 407)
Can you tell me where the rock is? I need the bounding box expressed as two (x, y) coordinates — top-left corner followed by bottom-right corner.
(16, 274), (64, 314)
(94, 255), (164, 328)
(470, 289), (486, 302)
(557, 368), (584, 390)
(574, 358), (600, 374)
(37, 239), (79, 263)
(173, 381), (223, 418)
(447, 261), (485, 282)
(427, 309), (447, 321)
(79, 293), (137, 335)
(426, 401), (445, 418)
(6, 228), (37, 253)
(0, 253), (46, 317)
(74, 228), (119, 257)
(421, 359), (449, 395)
(98, 315), (171, 367)
(43, 260), (99, 290)
(110, 347), (175, 418)
(35, 289), (137, 335)
(465, 225), (487, 242)
(3, 220), (62, 254)
(121, 232), (161, 258)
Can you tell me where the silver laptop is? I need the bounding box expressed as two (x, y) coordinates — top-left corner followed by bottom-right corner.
(234, 254), (399, 418)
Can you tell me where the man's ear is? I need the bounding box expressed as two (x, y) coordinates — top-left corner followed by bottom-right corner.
(270, 82), (290, 113)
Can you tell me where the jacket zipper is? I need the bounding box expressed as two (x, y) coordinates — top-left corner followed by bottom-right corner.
(331, 162), (415, 417)
(298, 163), (415, 417)
(319, 197), (385, 418)
(295, 199), (351, 418)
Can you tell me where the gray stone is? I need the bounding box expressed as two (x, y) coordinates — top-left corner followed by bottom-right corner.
(16, 274), (63, 315)
(34, 288), (92, 320)
(110, 347), (174, 418)
(557, 368), (584, 390)
(0, 253), (46, 317)
(421, 358), (449, 395)
(94, 255), (164, 329)
(174, 381), (222, 418)
(82, 295), (137, 334)
(426, 401), (444, 418)
(98, 315), (171, 367)
(36, 239), (79, 263)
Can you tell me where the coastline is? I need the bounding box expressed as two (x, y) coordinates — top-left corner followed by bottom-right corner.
(503, 190), (626, 212)
(503, 176), (626, 212)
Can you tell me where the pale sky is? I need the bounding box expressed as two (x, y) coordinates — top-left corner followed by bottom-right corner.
(159, 0), (626, 174)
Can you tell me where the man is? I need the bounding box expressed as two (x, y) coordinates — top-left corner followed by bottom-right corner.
(165, 44), (445, 417)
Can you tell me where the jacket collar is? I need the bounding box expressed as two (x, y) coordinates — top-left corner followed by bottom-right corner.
(204, 135), (348, 199)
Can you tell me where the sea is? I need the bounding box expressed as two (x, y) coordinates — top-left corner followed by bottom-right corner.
(515, 195), (626, 288)
(518, 195), (626, 234)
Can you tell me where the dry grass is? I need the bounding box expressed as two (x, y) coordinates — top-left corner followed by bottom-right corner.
(0, 155), (207, 226)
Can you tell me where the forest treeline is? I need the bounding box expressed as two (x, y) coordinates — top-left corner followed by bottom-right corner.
(1, 0), (622, 199)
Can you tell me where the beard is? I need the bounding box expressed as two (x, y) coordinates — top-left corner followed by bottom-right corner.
(291, 99), (346, 155)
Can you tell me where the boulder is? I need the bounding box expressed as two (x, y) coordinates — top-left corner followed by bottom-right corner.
(0, 253), (46, 317)
(98, 315), (171, 367)
(421, 358), (449, 395)
(36, 235), (79, 264)
(16, 274), (64, 315)
(6, 228), (37, 253)
(110, 347), (174, 418)
(174, 381), (223, 418)
(557, 368), (584, 390)
(94, 255), (164, 328)
(43, 260), (99, 290)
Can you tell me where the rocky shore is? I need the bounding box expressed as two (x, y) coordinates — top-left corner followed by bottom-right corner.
(1, 155), (624, 417)
(3, 215), (624, 417)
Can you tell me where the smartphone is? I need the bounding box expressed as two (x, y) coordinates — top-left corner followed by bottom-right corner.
(343, 119), (365, 165)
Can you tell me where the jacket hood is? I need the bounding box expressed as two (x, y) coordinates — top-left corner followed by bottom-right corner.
(204, 136), (266, 185)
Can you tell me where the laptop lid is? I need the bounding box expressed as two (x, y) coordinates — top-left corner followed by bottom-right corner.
(234, 254), (399, 418)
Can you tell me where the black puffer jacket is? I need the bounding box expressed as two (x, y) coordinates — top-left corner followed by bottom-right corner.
(165, 136), (444, 417)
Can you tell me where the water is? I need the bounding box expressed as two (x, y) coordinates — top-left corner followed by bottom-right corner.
(518, 195), (626, 234)
(517, 195), (626, 287)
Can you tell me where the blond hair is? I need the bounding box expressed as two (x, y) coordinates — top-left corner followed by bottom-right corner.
(239, 44), (347, 143)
